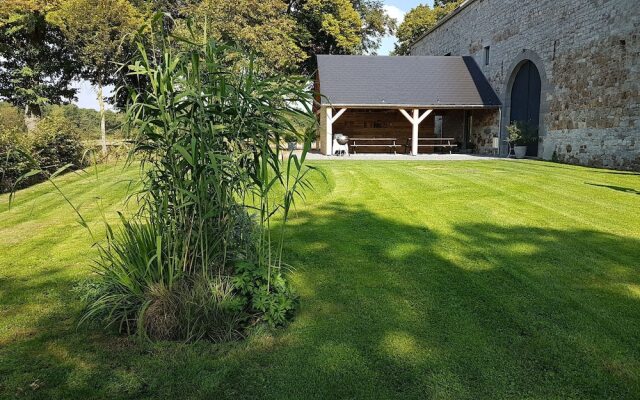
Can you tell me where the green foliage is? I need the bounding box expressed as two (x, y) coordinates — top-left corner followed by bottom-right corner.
(507, 121), (538, 146)
(393, 0), (462, 55)
(154, 0), (393, 76)
(43, 104), (124, 140)
(233, 261), (298, 327)
(178, 0), (304, 73)
(171, 275), (247, 342)
(0, 128), (33, 192)
(0, 1), (81, 121)
(291, 0), (395, 73)
(50, 0), (143, 153)
(301, 0), (363, 51)
(0, 104), (31, 192)
(0, 102), (27, 133)
(81, 17), (317, 341)
(506, 123), (522, 145)
(50, 0), (142, 85)
(83, 218), (248, 341)
(82, 218), (176, 335)
(31, 108), (86, 172)
(0, 105), (85, 192)
(108, 0), (395, 109)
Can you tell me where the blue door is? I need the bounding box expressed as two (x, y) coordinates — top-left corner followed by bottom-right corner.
(510, 61), (541, 157)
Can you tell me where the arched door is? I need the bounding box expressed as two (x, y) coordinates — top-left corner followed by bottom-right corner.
(510, 60), (541, 157)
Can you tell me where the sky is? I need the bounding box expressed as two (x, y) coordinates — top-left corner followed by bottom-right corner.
(379, 0), (432, 56)
(74, 0), (432, 110)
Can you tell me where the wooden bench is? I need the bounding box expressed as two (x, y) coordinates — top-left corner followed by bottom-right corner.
(350, 138), (402, 155)
(407, 137), (458, 154)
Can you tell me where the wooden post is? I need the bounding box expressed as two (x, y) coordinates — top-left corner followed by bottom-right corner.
(412, 109), (419, 156)
(324, 108), (347, 156)
(325, 107), (333, 156)
(400, 109), (433, 156)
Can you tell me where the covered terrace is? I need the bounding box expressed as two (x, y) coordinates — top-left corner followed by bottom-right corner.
(315, 55), (502, 156)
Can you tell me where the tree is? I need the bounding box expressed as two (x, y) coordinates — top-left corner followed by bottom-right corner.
(393, 0), (462, 55)
(50, 0), (142, 155)
(287, 0), (395, 73)
(109, 0), (394, 111)
(178, 0), (304, 73)
(0, 0), (81, 131)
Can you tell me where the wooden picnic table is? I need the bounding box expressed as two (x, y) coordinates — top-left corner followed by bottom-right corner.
(407, 137), (458, 154)
(350, 137), (402, 155)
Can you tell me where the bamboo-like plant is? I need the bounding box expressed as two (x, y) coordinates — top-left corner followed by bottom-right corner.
(82, 15), (318, 339)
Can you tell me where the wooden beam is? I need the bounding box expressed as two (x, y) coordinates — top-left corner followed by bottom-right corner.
(417, 109), (433, 124)
(331, 108), (347, 123)
(399, 108), (414, 123)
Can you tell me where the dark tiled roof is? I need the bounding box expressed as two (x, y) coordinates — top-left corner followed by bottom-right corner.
(316, 55), (501, 108)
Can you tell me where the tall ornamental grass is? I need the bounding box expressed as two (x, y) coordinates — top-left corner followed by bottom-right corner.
(82, 16), (317, 341)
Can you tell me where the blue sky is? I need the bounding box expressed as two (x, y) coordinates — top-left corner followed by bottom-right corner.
(379, 0), (432, 56)
(74, 0), (432, 110)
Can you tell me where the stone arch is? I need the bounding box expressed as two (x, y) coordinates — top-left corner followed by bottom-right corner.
(501, 50), (550, 158)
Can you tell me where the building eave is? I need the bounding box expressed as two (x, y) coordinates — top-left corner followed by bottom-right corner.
(319, 104), (501, 109)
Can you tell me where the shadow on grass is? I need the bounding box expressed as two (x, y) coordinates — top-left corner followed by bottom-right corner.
(586, 182), (640, 195)
(1, 202), (640, 399)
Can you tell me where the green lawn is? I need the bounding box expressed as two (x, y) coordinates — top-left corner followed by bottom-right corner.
(1, 160), (640, 399)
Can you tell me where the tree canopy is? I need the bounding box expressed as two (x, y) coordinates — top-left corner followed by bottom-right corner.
(288, 0), (395, 73)
(179, 0), (304, 72)
(1, 0), (397, 126)
(177, 0), (395, 74)
(49, 0), (142, 153)
(0, 0), (81, 129)
(50, 0), (142, 86)
(393, 0), (462, 55)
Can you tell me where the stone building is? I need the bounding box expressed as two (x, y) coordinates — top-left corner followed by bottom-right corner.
(411, 0), (640, 170)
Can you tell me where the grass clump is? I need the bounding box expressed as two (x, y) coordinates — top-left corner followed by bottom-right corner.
(81, 15), (316, 342)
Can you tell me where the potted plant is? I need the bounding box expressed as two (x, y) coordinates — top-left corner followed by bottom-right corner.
(507, 122), (537, 159)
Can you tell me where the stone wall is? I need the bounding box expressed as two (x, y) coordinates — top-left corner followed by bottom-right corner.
(471, 109), (500, 155)
(411, 0), (640, 170)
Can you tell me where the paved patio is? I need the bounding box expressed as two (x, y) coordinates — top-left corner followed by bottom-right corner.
(303, 152), (504, 161)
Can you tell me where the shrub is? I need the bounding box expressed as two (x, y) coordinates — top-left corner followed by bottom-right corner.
(32, 108), (86, 173)
(233, 261), (298, 327)
(43, 104), (124, 141)
(1, 106), (87, 193)
(0, 102), (26, 133)
(81, 16), (317, 342)
(0, 128), (34, 192)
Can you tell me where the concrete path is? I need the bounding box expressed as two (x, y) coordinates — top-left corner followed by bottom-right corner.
(303, 152), (504, 161)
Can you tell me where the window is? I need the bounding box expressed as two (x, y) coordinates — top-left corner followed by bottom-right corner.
(484, 46), (490, 66)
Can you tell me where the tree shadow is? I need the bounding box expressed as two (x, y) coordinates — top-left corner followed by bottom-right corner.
(586, 182), (640, 195)
(1, 201), (640, 399)
(514, 160), (640, 176)
(265, 202), (640, 398)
